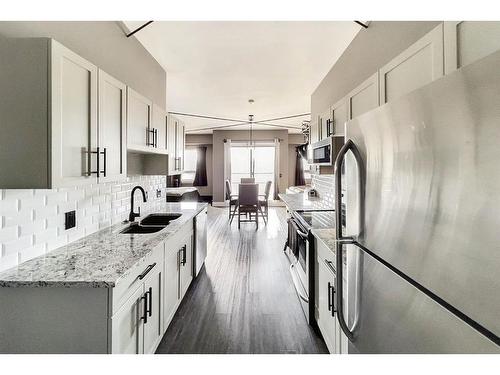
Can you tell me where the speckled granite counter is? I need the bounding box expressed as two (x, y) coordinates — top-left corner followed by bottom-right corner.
(278, 192), (334, 212)
(0, 202), (207, 288)
(312, 228), (346, 266)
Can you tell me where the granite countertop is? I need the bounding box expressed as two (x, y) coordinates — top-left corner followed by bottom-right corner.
(0, 202), (207, 288)
(278, 192), (334, 212)
(311, 228), (347, 266)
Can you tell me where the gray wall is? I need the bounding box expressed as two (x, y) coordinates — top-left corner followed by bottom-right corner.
(0, 21), (166, 107)
(311, 21), (440, 118)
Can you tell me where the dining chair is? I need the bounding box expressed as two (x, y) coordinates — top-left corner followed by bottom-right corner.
(258, 181), (272, 224)
(225, 180), (238, 223)
(237, 183), (259, 229)
(240, 177), (255, 183)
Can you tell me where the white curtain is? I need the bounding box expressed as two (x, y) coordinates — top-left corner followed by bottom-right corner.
(223, 139), (231, 199)
(274, 138), (280, 199)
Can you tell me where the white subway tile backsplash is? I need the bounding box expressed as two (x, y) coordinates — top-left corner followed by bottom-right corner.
(0, 175), (166, 272)
(3, 235), (33, 255)
(0, 226), (18, 243)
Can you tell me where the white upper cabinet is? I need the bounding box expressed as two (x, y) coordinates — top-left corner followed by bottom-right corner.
(347, 72), (379, 121)
(444, 21), (500, 74)
(0, 38), (101, 188)
(98, 70), (127, 183)
(127, 87), (152, 151)
(379, 24), (444, 104)
(152, 104), (167, 151)
(167, 115), (186, 175)
(309, 118), (319, 144)
(319, 108), (332, 140)
(331, 97), (348, 136)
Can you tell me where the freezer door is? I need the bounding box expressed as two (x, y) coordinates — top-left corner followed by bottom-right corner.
(342, 243), (499, 353)
(345, 50), (500, 342)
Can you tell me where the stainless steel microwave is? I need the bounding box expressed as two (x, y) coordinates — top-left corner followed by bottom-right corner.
(309, 136), (345, 166)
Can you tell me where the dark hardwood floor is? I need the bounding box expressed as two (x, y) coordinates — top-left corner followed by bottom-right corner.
(155, 206), (328, 354)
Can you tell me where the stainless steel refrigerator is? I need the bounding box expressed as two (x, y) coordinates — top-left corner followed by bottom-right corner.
(333, 49), (500, 353)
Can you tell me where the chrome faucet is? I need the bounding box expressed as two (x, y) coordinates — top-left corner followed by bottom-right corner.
(129, 186), (147, 222)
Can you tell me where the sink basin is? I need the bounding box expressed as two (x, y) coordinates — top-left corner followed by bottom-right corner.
(120, 225), (165, 234)
(140, 213), (182, 226)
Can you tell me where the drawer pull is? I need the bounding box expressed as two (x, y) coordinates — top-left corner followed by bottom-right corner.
(140, 294), (148, 324)
(138, 262), (156, 280)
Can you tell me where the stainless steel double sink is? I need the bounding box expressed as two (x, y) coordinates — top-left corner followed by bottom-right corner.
(120, 213), (182, 234)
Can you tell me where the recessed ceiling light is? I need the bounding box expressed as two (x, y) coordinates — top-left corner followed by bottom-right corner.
(248, 99), (254, 104)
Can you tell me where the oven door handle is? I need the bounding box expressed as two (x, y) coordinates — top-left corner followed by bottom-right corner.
(290, 262), (309, 303)
(291, 218), (309, 238)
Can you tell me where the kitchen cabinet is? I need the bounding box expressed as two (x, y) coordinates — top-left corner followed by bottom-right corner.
(309, 118), (319, 145)
(127, 87), (152, 151)
(111, 242), (163, 354)
(315, 238), (340, 354)
(347, 72), (379, 121)
(167, 115), (186, 175)
(331, 97), (348, 136)
(444, 21), (500, 74)
(163, 222), (194, 329)
(379, 24), (444, 104)
(0, 38), (99, 188)
(318, 109), (333, 140)
(98, 70), (127, 182)
(152, 104), (167, 151)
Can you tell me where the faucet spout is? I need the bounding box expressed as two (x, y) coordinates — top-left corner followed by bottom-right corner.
(129, 186), (147, 222)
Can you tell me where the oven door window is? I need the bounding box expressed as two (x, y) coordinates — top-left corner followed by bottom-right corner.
(313, 145), (331, 164)
(297, 233), (307, 272)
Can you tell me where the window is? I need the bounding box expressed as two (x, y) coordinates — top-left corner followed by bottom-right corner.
(181, 148), (197, 183)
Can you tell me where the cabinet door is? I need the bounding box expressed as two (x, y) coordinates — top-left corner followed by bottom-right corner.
(317, 257), (337, 354)
(176, 121), (185, 171)
(348, 72), (379, 121)
(309, 119), (319, 145)
(444, 21), (500, 74)
(164, 242), (180, 328)
(111, 285), (144, 354)
(143, 261), (163, 354)
(127, 87), (152, 150)
(380, 24), (444, 104)
(179, 233), (193, 299)
(332, 98), (348, 136)
(167, 116), (177, 175)
(152, 104), (167, 151)
(98, 70), (127, 183)
(319, 109), (332, 139)
(50, 40), (98, 187)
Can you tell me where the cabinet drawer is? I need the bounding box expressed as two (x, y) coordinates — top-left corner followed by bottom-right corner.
(112, 242), (164, 314)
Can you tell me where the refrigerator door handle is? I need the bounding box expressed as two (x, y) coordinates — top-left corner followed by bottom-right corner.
(334, 138), (365, 342)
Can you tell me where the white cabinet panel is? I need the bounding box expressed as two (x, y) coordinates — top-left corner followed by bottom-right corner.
(164, 240), (180, 329)
(318, 256), (337, 353)
(380, 24), (444, 104)
(179, 232), (193, 299)
(98, 70), (127, 182)
(127, 87), (152, 150)
(444, 21), (500, 74)
(309, 118), (319, 145)
(111, 285), (144, 354)
(348, 72), (379, 120)
(51, 40), (98, 187)
(152, 104), (167, 151)
(143, 260), (163, 354)
(332, 98), (348, 136)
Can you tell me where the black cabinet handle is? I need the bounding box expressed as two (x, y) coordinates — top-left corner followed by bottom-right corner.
(154, 128), (158, 148)
(138, 262), (156, 280)
(180, 245), (187, 266)
(87, 147), (107, 177)
(146, 127), (156, 146)
(147, 287), (152, 317)
(141, 294), (148, 324)
(328, 281), (336, 317)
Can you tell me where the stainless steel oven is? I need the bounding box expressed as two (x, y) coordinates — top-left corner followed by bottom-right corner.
(285, 210), (336, 324)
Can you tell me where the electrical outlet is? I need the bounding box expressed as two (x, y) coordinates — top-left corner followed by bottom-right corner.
(156, 189), (162, 198)
(65, 210), (76, 230)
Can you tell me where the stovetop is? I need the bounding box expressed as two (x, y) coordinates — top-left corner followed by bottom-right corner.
(293, 210), (335, 231)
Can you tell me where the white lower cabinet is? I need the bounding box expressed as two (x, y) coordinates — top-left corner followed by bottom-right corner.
(111, 242), (163, 354)
(315, 238), (343, 354)
(163, 223), (194, 330)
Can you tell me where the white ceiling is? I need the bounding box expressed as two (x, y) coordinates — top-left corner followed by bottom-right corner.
(123, 21), (360, 133)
